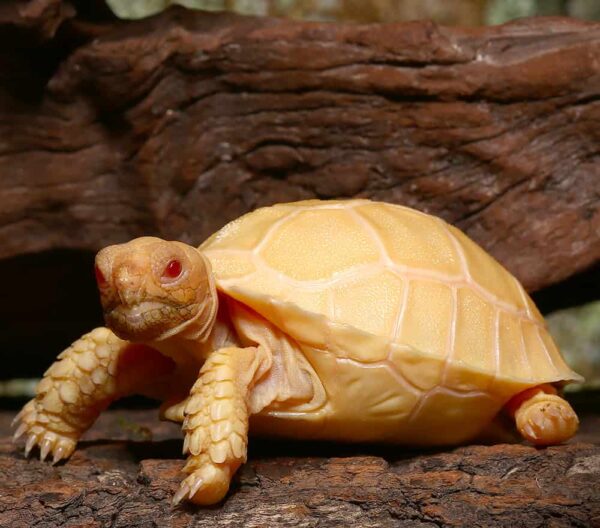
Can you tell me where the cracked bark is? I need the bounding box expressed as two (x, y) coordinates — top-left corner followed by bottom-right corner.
(0, 409), (599, 527)
(0, 6), (599, 292)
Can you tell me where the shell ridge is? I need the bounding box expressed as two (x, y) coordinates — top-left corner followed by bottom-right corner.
(253, 207), (303, 255)
(440, 285), (459, 385)
(534, 324), (560, 376)
(517, 317), (533, 379)
(437, 219), (541, 324)
(392, 279), (410, 343)
(513, 274), (535, 320)
(349, 206), (393, 267)
(493, 309), (501, 382)
(437, 218), (471, 280)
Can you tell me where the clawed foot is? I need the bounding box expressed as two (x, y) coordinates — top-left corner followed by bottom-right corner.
(172, 458), (232, 506)
(516, 394), (579, 446)
(12, 400), (77, 464)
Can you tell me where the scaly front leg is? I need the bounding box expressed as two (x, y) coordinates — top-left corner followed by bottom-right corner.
(174, 346), (270, 506)
(13, 327), (174, 463)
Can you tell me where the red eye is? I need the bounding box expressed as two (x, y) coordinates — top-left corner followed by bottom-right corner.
(163, 259), (182, 279)
(95, 265), (107, 287)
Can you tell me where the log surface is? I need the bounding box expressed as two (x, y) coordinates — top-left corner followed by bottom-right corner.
(0, 7), (599, 292)
(0, 409), (599, 527)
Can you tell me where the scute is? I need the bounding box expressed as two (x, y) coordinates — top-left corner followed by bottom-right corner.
(453, 287), (497, 378)
(397, 280), (453, 361)
(498, 312), (533, 380)
(447, 225), (531, 316)
(356, 202), (462, 277)
(331, 269), (404, 338)
(200, 204), (293, 252)
(201, 199), (582, 390)
(522, 320), (560, 380)
(259, 208), (380, 281)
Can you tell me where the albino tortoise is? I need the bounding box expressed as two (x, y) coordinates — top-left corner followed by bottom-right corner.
(14, 199), (582, 505)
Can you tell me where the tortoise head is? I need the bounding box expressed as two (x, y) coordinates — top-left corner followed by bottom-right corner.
(95, 237), (217, 342)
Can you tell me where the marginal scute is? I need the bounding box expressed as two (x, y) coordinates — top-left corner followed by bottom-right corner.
(207, 252), (257, 281)
(331, 325), (390, 363)
(277, 303), (329, 351)
(521, 321), (559, 380)
(285, 289), (330, 319)
(498, 312), (532, 380)
(537, 328), (573, 375)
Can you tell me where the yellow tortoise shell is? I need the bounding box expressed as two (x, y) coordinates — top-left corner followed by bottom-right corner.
(200, 199), (581, 443)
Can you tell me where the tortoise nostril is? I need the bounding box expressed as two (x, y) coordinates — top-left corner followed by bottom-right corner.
(113, 266), (144, 306)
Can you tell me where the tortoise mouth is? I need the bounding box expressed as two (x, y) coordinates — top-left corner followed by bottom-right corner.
(104, 301), (198, 341)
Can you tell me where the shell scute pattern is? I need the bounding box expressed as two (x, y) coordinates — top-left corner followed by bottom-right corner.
(202, 200), (582, 391)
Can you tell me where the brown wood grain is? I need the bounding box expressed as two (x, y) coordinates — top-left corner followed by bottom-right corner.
(1, 409), (599, 527)
(0, 6), (599, 292)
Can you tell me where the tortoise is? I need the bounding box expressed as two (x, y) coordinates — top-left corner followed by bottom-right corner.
(13, 199), (582, 505)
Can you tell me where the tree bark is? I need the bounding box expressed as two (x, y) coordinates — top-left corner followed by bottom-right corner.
(1, 409), (599, 527)
(0, 7), (598, 292)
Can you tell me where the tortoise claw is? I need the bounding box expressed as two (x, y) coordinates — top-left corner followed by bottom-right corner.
(24, 434), (37, 457)
(13, 423), (27, 441)
(11, 410), (24, 428)
(40, 438), (53, 461)
(52, 445), (67, 465)
(13, 399), (78, 464)
(172, 481), (191, 506)
(172, 461), (232, 506)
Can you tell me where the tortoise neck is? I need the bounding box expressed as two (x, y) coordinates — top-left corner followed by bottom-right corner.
(154, 251), (219, 343)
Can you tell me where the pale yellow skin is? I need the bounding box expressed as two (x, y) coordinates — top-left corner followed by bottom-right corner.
(13, 199), (582, 505)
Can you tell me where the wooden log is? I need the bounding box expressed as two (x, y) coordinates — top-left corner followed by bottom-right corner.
(0, 8), (598, 292)
(0, 0), (75, 39)
(1, 409), (599, 527)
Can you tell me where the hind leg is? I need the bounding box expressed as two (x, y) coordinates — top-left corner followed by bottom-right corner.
(506, 384), (579, 446)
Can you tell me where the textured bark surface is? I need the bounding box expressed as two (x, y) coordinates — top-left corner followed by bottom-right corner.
(0, 6), (599, 292)
(0, 0), (75, 39)
(0, 409), (599, 527)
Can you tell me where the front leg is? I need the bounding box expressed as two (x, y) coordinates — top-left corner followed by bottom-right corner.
(13, 327), (174, 463)
(174, 346), (270, 506)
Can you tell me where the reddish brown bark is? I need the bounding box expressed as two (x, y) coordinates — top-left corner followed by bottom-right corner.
(0, 409), (599, 527)
(0, 8), (599, 292)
